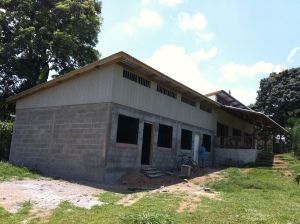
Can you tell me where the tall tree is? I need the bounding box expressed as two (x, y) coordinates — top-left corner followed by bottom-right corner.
(0, 0), (102, 120)
(252, 68), (300, 127)
(288, 117), (300, 156)
(0, 0), (102, 105)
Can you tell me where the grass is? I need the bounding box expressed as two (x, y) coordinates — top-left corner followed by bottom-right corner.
(0, 200), (32, 224)
(1, 155), (300, 223)
(0, 161), (40, 181)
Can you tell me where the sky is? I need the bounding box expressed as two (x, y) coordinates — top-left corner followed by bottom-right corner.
(96, 0), (300, 106)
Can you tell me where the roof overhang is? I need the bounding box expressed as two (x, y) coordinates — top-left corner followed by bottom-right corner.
(206, 90), (250, 110)
(6, 51), (220, 108)
(220, 105), (287, 133)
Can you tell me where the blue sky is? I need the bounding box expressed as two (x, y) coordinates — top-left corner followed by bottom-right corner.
(96, 0), (300, 105)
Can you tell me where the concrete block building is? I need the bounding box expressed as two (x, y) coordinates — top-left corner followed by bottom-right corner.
(7, 52), (285, 182)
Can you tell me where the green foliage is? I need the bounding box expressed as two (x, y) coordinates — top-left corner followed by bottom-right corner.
(295, 173), (300, 185)
(0, 0), (102, 119)
(253, 68), (300, 127)
(288, 117), (300, 155)
(37, 65), (49, 85)
(0, 121), (13, 160)
(0, 90), (16, 121)
(0, 161), (40, 181)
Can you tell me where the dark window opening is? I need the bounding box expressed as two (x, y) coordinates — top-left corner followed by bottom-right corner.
(180, 129), (192, 150)
(181, 96), (196, 107)
(157, 85), (177, 99)
(157, 124), (173, 148)
(217, 122), (228, 136)
(203, 134), (211, 152)
(232, 128), (242, 136)
(116, 115), (139, 144)
(123, 70), (151, 88)
(217, 122), (229, 147)
(200, 104), (212, 113)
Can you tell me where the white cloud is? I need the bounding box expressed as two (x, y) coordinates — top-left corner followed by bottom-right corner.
(143, 45), (215, 94)
(190, 47), (217, 61)
(220, 61), (286, 81)
(122, 9), (163, 34)
(201, 33), (214, 41)
(142, 0), (150, 4)
(160, 0), (184, 7)
(287, 47), (299, 62)
(138, 9), (163, 27)
(122, 23), (135, 34)
(178, 12), (207, 31)
(229, 88), (258, 106)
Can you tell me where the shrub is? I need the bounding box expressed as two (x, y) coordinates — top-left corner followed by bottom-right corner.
(0, 121), (13, 161)
(295, 173), (300, 185)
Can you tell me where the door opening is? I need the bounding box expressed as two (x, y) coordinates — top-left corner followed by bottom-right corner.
(141, 123), (153, 165)
(194, 133), (200, 163)
(203, 134), (211, 152)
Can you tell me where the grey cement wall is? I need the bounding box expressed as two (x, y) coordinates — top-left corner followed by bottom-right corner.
(10, 103), (110, 182)
(10, 101), (215, 183)
(104, 103), (214, 182)
(214, 147), (259, 166)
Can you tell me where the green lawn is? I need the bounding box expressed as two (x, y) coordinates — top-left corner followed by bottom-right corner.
(1, 154), (300, 224)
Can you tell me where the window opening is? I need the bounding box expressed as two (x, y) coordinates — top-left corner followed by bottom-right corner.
(181, 96), (196, 107)
(123, 70), (150, 88)
(180, 129), (192, 150)
(156, 85), (177, 99)
(116, 114), (139, 144)
(157, 124), (173, 148)
(200, 104), (212, 113)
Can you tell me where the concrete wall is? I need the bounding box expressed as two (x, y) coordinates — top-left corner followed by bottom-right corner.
(104, 103), (214, 181)
(214, 147), (259, 165)
(10, 103), (110, 182)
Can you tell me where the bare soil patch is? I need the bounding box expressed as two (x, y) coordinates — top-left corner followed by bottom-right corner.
(0, 178), (105, 214)
(115, 168), (222, 207)
(0, 167), (222, 218)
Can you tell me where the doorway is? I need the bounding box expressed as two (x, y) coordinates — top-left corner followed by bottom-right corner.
(141, 122), (153, 165)
(203, 134), (211, 152)
(193, 133), (200, 164)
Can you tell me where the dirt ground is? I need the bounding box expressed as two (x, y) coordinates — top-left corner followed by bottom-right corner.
(0, 167), (223, 219)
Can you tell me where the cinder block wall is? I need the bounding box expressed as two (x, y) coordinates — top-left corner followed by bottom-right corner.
(105, 103), (213, 182)
(10, 103), (110, 182)
(214, 147), (259, 165)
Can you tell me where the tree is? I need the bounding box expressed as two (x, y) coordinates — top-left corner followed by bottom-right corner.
(0, 0), (102, 119)
(252, 68), (300, 127)
(288, 117), (300, 156)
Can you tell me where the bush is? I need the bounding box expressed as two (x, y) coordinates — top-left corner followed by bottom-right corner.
(0, 121), (13, 161)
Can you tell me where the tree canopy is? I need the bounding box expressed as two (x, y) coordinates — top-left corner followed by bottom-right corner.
(252, 68), (300, 127)
(0, 0), (102, 120)
(0, 0), (102, 87)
